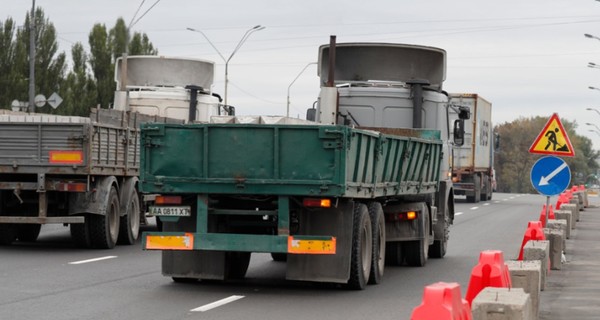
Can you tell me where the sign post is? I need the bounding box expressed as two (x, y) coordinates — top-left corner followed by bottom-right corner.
(529, 113), (573, 226)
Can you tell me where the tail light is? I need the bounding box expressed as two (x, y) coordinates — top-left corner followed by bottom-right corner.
(386, 211), (418, 221)
(303, 198), (331, 208)
(155, 195), (182, 205)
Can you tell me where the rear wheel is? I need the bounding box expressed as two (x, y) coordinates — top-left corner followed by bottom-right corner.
(0, 224), (17, 245)
(70, 218), (92, 248)
(16, 224), (41, 242)
(480, 178), (490, 202)
(429, 209), (448, 259)
(118, 189), (140, 245)
(404, 204), (430, 267)
(367, 202), (385, 285)
(224, 252), (251, 279)
(90, 186), (120, 249)
(347, 203), (372, 290)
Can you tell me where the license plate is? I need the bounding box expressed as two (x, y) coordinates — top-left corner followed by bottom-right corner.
(149, 206), (191, 217)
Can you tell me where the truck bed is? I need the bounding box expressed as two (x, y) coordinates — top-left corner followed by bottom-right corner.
(140, 122), (443, 198)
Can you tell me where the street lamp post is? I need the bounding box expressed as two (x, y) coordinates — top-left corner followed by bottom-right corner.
(287, 62), (317, 117)
(187, 25), (265, 107)
(587, 107), (600, 117)
(589, 129), (600, 137)
(586, 122), (600, 132)
(589, 62), (600, 69)
(589, 86), (600, 92)
(585, 33), (600, 41)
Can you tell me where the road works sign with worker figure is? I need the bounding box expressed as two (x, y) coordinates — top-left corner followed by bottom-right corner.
(529, 113), (575, 157)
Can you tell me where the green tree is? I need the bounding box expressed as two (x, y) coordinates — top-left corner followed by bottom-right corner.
(129, 32), (158, 55)
(88, 23), (113, 109)
(494, 116), (599, 193)
(60, 42), (97, 116)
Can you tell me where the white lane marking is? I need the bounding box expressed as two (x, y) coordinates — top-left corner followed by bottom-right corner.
(191, 295), (245, 312)
(470, 206), (479, 210)
(509, 196), (515, 199)
(69, 256), (117, 265)
(494, 201), (501, 203)
(455, 212), (464, 216)
(503, 198), (508, 201)
(484, 203), (490, 206)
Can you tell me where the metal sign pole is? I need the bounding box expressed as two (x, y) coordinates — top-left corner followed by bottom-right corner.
(545, 196), (551, 226)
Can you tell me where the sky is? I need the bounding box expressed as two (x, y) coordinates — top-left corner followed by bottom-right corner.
(5, 0), (600, 149)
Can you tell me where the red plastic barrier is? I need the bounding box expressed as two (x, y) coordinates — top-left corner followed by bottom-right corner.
(411, 282), (472, 320)
(539, 204), (556, 227)
(465, 250), (512, 306)
(556, 193), (568, 210)
(579, 185), (585, 191)
(517, 221), (546, 260)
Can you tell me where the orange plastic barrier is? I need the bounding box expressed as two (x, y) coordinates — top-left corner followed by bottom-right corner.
(411, 282), (472, 320)
(464, 250), (512, 306)
(517, 221), (546, 260)
(555, 193), (568, 210)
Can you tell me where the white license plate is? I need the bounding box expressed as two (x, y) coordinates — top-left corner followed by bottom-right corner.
(149, 206), (191, 217)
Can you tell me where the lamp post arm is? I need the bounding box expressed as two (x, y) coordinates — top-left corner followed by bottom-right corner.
(287, 62), (317, 117)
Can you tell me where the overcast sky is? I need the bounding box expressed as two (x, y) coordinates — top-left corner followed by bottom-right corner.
(5, 0), (600, 148)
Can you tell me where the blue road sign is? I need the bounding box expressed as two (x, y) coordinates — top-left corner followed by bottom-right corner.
(530, 156), (571, 196)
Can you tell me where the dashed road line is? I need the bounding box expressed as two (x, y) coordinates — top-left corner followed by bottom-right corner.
(455, 212), (464, 216)
(68, 256), (118, 265)
(191, 295), (245, 312)
(470, 206), (479, 210)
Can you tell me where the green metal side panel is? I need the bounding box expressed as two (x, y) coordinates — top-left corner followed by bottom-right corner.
(140, 123), (442, 198)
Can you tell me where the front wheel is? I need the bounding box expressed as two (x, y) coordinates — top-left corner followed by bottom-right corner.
(347, 203), (372, 290)
(16, 224), (41, 242)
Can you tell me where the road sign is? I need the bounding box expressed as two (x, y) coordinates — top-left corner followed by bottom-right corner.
(529, 113), (574, 157)
(530, 156), (571, 196)
(48, 92), (63, 109)
(34, 94), (46, 108)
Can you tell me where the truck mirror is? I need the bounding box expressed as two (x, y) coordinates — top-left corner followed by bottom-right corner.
(453, 119), (465, 146)
(306, 108), (316, 121)
(458, 106), (471, 120)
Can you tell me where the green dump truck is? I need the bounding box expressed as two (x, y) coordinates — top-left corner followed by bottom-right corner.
(141, 41), (463, 289)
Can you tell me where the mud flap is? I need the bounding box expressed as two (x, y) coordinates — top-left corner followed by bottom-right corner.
(286, 199), (353, 284)
(162, 250), (227, 280)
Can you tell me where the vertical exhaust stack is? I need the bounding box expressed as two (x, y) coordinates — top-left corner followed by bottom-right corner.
(407, 79), (430, 129)
(317, 36), (338, 125)
(186, 85), (202, 122)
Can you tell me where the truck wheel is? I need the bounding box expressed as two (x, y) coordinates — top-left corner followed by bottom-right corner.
(404, 204), (430, 267)
(271, 253), (287, 262)
(90, 186), (120, 249)
(118, 189), (140, 245)
(472, 175), (481, 203)
(70, 218), (92, 248)
(480, 178), (490, 202)
(367, 202), (385, 285)
(385, 242), (403, 266)
(0, 224), (17, 245)
(429, 218), (448, 259)
(16, 224), (41, 242)
(347, 203), (372, 290)
(225, 252), (251, 279)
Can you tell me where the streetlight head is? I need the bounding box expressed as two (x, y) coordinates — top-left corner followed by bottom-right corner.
(590, 62), (597, 66)
(585, 33), (594, 38)
(252, 25), (262, 29)
(590, 86), (597, 90)
(586, 122), (594, 125)
(186, 27), (195, 31)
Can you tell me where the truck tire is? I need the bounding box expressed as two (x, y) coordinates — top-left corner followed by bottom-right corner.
(16, 224), (41, 242)
(0, 224), (17, 245)
(429, 210), (448, 259)
(347, 203), (372, 290)
(224, 252), (251, 279)
(118, 189), (140, 245)
(385, 242), (403, 266)
(467, 175), (481, 203)
(480, 177), (490, 202)
(404, 204), (430, 267)
(367, 202), (385, 285)
(89, 186), (120, 249)
(70, 218), (92, 248)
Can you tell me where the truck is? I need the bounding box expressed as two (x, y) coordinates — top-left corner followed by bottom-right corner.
(449, 93), (494, 203)
(141, 40), (465, 289)
(0, 55), (228, 248)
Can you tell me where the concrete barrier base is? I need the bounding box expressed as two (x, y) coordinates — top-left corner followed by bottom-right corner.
(546, 219), (567, 251)
(523, 240), (549, 291)
(506, 260), (541, 320)
(552, 211), (572, 238)
(472, 287), (534, 320)
(561, 204), (578, 226)
(543, 228), (563, 270)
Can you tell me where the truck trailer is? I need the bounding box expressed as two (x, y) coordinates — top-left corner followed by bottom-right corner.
(0, 56), (229, 248)
(449, 93), (494, 203)
(141, 40), (464, 289)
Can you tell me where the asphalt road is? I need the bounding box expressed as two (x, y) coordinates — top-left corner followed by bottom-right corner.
(0, 193), (547, 320)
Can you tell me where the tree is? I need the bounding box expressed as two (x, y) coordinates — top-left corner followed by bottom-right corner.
(60, 42), (97, 116)
(494, 116), (599, 193)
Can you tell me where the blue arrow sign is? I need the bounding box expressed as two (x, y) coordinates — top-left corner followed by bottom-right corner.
(530, 156), (571, 196)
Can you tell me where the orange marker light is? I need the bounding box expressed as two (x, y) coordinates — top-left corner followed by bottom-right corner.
(49, 151), (83, 164)
(303, 198), (332, 208)
(155, 195), (182, 205)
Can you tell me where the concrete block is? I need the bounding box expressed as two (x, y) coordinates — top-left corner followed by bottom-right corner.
(506, 260), (541, 320)
(523, 240), (549, 291)
(546, 219), (568, 250)
(553, 210), (572, 237)
(574, 191), (585, 209)
(543, 228), (563, 270)
(561, 204), (578, 226)
(471, 287), (534, 320)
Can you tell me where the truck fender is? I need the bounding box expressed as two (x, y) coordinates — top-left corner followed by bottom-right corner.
(119, 177), (138, 218)
(69, 176), (119, 216)
(435, 180), (455, 225)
